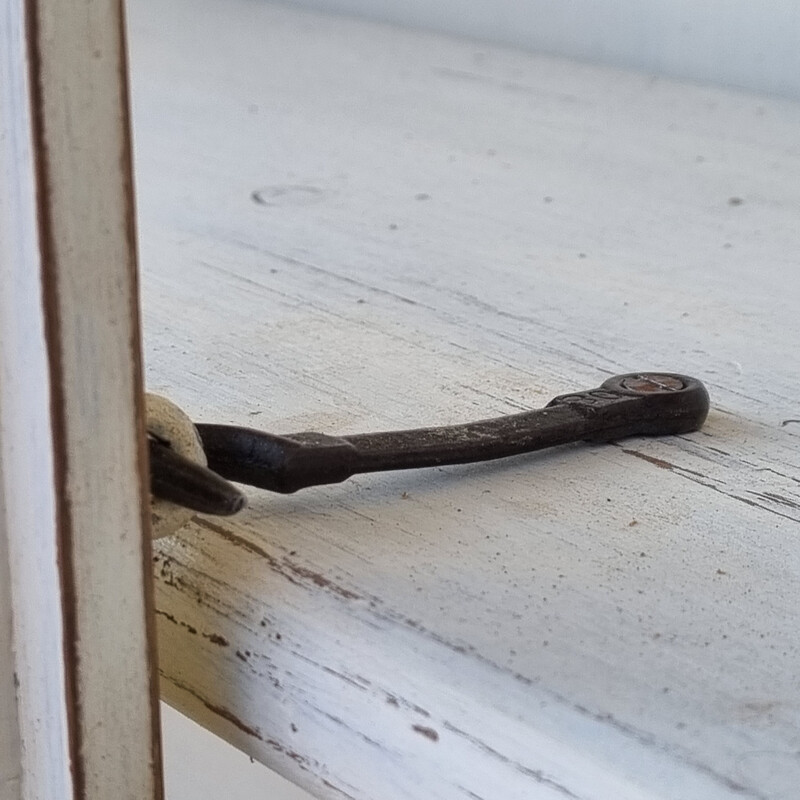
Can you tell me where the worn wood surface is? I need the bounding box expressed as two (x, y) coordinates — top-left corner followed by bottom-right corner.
(0, 0), (162, 797)
(128, 0), (800, 797)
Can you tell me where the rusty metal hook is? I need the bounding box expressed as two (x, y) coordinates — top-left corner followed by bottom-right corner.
(149, 372), (709, 515)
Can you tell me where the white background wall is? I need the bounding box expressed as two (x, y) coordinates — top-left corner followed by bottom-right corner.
(281, 0), (800, 100)
(162, 706), (311, 800)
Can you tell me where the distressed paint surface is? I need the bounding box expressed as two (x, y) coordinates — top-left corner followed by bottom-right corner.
(1, 0), (162, 797)
(128, 0), (800, 797)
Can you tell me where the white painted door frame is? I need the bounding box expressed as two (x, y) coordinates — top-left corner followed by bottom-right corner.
(0, 0), (163, 797)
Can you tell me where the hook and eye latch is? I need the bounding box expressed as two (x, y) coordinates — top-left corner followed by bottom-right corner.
(148, 372), (709, 519)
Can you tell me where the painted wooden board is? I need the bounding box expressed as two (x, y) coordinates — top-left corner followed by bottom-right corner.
(127, 0), (800, 797)
(0, 0), (162, 797)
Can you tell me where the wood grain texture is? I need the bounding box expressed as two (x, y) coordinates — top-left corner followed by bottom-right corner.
(127, 0), (800, 797)
(1, 0), (162, 797)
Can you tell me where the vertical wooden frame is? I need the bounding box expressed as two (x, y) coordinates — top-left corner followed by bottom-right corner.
(0, 0), (163, 798)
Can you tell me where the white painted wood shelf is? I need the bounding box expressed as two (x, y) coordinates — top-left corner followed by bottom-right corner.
(128, 1), (800, 798)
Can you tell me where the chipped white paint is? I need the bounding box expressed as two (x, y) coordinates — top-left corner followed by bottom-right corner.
(127, 0), (800, 797)
(0, 0), (162, 797)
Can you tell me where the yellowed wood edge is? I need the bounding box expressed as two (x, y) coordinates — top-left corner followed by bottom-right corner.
(1, 0), (162, 797)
